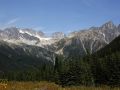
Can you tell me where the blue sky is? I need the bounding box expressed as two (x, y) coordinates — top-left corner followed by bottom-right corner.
(0, 0), (120, 34)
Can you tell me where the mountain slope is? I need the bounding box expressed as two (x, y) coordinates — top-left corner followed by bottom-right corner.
(58, 35), (120, 86)
(0, 21), (120, 58)
(52, 21), (120, 57)
(0, 27), (56, 47)
(90, 35), (120, 86)
(93, 35), (120, 57)
(0, 40), (55, 72)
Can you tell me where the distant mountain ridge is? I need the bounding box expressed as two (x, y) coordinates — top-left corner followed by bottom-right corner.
(0, 40), (55, 72)
(52, 21), (120, 57)
(0, 21), (120, 58)
(0, 27), (54, 46)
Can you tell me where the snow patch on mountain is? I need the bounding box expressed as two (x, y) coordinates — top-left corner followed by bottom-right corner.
(19, 29), (52, 41)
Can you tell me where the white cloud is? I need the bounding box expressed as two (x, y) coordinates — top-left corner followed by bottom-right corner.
(0, 18), (19, 29)
(6, 18), (19, 25)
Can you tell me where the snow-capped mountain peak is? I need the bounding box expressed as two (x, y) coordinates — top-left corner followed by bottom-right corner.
(0, 21), (120, 57)
(0, 27), (58, 47)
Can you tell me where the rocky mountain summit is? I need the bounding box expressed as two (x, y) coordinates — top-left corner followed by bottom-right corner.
(0, 27), (55, 47)
(0, 21), (120, 58)
(52, 21), (120, 57)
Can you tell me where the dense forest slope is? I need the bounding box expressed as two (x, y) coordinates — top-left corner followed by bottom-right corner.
(58, 35), (120, 86)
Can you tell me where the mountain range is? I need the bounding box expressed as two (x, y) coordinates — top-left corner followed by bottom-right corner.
(0, 21), (120, 84)
(0, 21), (120, 61)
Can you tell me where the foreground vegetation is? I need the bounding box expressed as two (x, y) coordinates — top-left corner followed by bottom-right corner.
(0, 35), (120, 87)
(0, 81), (120, 90)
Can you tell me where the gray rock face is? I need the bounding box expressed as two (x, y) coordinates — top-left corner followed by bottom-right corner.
(0, 40), (55, 63)
(0, 27), (42, 40)
(52, 21), (120, 57)
(21, 28), (45, 37)
(0, 21), (120, 58)
(100, 21), (116, 30)
(0, 27), (20, 39)
(118, 24), (120, 30)
(0, 27), (55, 46)
(52, 32), (65, 39)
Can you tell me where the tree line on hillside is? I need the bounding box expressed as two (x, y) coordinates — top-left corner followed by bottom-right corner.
(0, 36), (120, 87)
(0, 53), (119, 87)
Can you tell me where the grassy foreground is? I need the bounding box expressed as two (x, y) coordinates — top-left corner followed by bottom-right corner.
(0, 81), (120, 90)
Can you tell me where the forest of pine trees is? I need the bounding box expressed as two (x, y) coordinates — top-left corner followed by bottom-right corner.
(0, 36), (120, 87)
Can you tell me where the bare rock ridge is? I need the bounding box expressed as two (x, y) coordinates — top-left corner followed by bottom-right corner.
(100, 21), (116, 30)
(52, 32), (65, 39)
(51, 21), (120, 57)
(0, 21), (120, 58)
